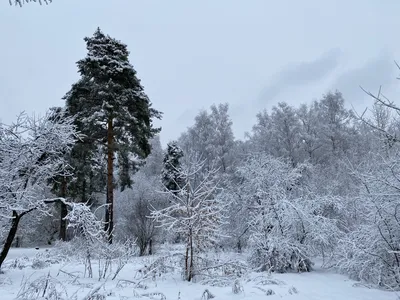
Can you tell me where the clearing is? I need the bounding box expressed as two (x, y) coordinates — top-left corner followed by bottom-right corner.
(1, 246), (397, 300)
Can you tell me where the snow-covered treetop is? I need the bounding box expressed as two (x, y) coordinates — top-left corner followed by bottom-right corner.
(64, 27), (162, 161)
(78, 28), (134, 81)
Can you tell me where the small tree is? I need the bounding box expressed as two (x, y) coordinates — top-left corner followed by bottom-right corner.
(151, 159), (227, 281)
(161, 141), (184, 194)
(336, 148), (400, 289)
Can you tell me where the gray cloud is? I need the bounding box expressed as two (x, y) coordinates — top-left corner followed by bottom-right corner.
(257, 48), (342, 105)
(329, 52), (398, 116)
(2, 1), (400, 146)
(228, 49), (342, 139)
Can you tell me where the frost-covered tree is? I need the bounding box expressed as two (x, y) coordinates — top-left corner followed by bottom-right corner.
(178, 103), (235, 175)
(181, 110), (214, 170)
(247, 102), (302, 165)
(337, 148), (400, 289)
(208, 103), (235, 173)
(314, 91), (356, 159)
(161, 141), (184, 194)
(151, 159), (227, 281)
(64, 28), (162, 242)
(269, 102), (302, 166)
(142, 136), (164, 177)
(245, 109), (273, 154)
(297, 102), (323, 162)
(0, 111), (76, 268)
(336, 80), (400, 290)
(248, 93), (356, 165)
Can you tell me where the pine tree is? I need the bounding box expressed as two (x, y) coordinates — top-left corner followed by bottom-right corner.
(161, 141), (184, 193)
(64, 28), (162, 242)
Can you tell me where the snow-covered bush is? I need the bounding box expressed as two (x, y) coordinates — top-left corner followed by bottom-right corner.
(234, 154), (340, 273)
(7, 256), (30, 270)
(31, 257), (50, 270)
(201, 289), (215, 300)
(17, 273), (68, 300)
(196, 256), (248, 286)
(232, 279), (244, 294)
(52, 236), (135, 280)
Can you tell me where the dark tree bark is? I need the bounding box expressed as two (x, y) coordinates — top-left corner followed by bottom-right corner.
(148, 238), (153, 255)
(59, 177), (68, 241)
(105, 118), (114, 243)
(0, 209), (34, 269)
(188, 228), (194, 282)
(184, 245), (189, 280)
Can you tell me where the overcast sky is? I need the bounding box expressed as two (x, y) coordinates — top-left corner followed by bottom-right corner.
(1, 0), (400, 146)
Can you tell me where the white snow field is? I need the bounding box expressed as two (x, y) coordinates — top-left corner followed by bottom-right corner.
(1, 246), (398, 300)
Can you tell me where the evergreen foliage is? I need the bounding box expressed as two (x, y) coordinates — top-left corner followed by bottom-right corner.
(64, 28), (162, 241)
(161, 141), (184, 193)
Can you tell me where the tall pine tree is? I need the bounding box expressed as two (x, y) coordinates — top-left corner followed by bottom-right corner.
(64, 28), (162, 242)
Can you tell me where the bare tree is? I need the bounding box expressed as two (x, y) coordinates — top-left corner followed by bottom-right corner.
(11, 0), (52, 7)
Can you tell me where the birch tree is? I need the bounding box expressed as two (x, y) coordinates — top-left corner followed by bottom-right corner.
(151, 159), (227, 281)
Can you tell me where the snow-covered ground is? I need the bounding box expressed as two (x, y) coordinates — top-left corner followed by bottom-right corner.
(1, 247), (398, 300)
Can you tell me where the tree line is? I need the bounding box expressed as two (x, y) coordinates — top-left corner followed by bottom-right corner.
(1, 27), (400, 290)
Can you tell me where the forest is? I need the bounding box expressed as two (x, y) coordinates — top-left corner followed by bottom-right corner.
(2, 7), (400, 299)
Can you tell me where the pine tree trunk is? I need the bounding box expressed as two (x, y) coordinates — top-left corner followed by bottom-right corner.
(59, 177), (68, 241)
(105, 118), (114, 244)
(0, 210), (25, 269)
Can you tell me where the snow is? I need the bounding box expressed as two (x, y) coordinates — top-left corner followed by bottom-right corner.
(1, 247), (398, 300)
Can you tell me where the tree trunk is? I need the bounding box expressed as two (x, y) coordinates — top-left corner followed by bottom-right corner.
(184, 245), (189, 281)
(0, 211), (22, 269)
(105, 118), (114, 243)
(148, 238), (153, 255)
(59, 177), (68, 241)
(237, 239), (242, 253)
(188, 229), (194, 282)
